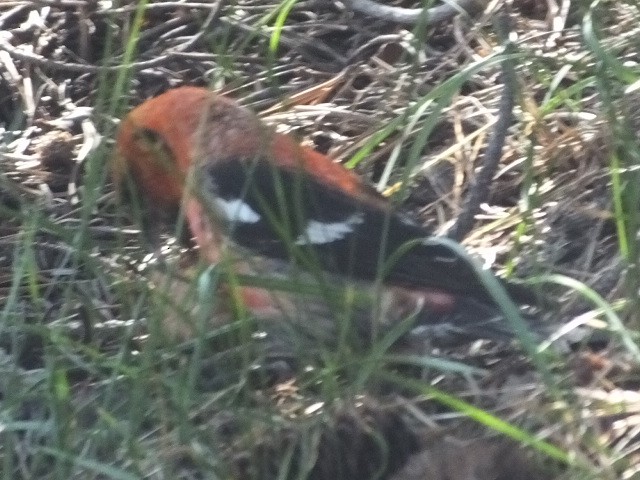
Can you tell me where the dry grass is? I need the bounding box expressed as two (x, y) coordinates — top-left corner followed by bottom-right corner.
(1, 0), (640, 479)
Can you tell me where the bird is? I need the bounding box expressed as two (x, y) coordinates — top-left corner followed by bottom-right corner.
(112, 86), (539, 347)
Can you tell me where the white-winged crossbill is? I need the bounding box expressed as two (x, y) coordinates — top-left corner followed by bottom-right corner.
(113, 86), (538, 346)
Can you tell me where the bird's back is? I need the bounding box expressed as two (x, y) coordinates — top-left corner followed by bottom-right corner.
(199, 156), (535, 308)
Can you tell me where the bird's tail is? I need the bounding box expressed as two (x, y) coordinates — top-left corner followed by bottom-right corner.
(373, 286), (540, 348)
(404, 295), (540, 348)
(386, 236), (543, 308)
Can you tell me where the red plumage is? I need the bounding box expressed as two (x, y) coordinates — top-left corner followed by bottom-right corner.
(114, 86), (538, 345)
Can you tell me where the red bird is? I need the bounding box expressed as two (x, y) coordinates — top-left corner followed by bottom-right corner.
(113, 86), (537, 345)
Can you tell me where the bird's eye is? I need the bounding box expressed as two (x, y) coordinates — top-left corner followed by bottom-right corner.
(134, 128), (164, 149)
(133, 127), (175, 171)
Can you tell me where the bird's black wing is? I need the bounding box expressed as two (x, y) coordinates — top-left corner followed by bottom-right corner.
(199, 157), (534, 306)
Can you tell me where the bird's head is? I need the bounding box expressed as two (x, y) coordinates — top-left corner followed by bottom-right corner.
(112, 87), (262, 236)
(113, 87), (212, 211)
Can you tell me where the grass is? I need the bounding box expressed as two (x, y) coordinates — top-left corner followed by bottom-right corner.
(1, 0), (640, 478)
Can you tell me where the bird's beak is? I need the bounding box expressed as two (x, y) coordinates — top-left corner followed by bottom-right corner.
(111, 155), (188, 250)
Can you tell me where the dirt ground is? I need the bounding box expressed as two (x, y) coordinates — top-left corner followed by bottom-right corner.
(1, 1), (640, 479)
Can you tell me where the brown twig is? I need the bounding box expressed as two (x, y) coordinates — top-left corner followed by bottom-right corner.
(346, 0), (488, 26)
(0, 40), (180, 73)
(0, 5), (344, 74)
(447, 13), (517, 241)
